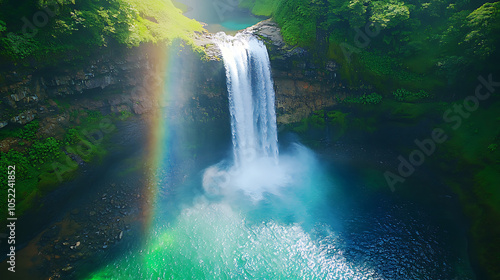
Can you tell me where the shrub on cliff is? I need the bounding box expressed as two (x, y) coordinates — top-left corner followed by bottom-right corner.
(343, 92), (383, 105)
(242, 0), (499, 92)
(0, 0), (202, 63)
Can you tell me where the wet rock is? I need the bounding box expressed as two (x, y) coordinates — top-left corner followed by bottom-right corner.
(246, 19), (285, 49)
(10, 109), (37, 124)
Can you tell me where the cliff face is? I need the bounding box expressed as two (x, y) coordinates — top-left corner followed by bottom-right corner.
(0, 47), (151, 127)
(247, 20), (347, 124)
(196, 19), (356, 125)
(0, 19), (358, 139)
(0, 45), (228, 141)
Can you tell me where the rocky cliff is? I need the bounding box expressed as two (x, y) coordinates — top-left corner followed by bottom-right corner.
(195, 19), (357, 125)
(0, 19), (364, 144)
(247, 19), (348, 124)
(0, 44), (228, 149)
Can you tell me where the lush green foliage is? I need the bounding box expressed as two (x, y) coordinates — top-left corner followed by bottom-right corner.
(28, 137), (61, 164)
(0, 0), (202, 62)
(0, 150), (31, 182)
(243, 0), (500, 91)
(462, 2), (500, 59)
(0, 146), (36, 218)
(15, 120), (39, 140)
(64, 127), (80, 146)
(0, 108), (117, 217)
(273, 0), (322, 46)
(84, 110), (103, 124)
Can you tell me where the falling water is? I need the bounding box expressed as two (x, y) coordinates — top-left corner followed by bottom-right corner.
(214, 33), (279, 167)
(84, 33), (467, 280)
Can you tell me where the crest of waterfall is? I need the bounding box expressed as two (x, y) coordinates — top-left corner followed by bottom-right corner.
(214, 32), (279, 167)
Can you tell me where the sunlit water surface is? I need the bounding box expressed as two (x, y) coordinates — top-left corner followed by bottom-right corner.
(84, 141), (471, 280)
(84, 32), (472, 280)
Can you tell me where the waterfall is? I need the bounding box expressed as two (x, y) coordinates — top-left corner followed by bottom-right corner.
(214, 33), (279, 167)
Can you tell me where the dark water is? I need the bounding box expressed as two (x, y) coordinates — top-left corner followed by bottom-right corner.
(0, 116), (150, 279)
(0, 115), (475, 279)
(84, 132), (474, 279)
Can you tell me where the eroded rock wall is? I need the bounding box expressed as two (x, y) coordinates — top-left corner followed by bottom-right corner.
(0, 44), (228, 140)
(1, 19), (362, 137)
(247, 19), (355, 124)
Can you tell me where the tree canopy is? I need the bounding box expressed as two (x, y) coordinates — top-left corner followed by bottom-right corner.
(0, 0), (202, 62)
(243, 0), (500, 91)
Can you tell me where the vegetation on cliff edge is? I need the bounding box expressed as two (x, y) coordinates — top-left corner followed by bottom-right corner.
(242, 0), (500, 93)
(0, 0), (202, 64)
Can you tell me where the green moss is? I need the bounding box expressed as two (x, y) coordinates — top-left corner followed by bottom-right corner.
(446, 173), (500, 280)
(326, 41), (362, 86)
(290, 110), (344, 134)
(393, 88), (430, 102)
(310, 110), (326, 127)
(326, 110), (346, 125)
(0, 120), (40, 140)
(291, 118), (309, 134)
(435, 99), (500, 279)
(443, 100), (500, 165)
(380, 100), (445, 123)
(28, 137), (62, 165)
(342, 92), (383, 105)
(37, 156), (78, 193)
(0, 108), (123, 218)
(64, 128), (80, 146)
(119, 110), (133, 121)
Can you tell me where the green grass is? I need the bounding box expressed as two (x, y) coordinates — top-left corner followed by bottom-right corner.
(0, 0), (204, 63)
(123, 0), (203, 46)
